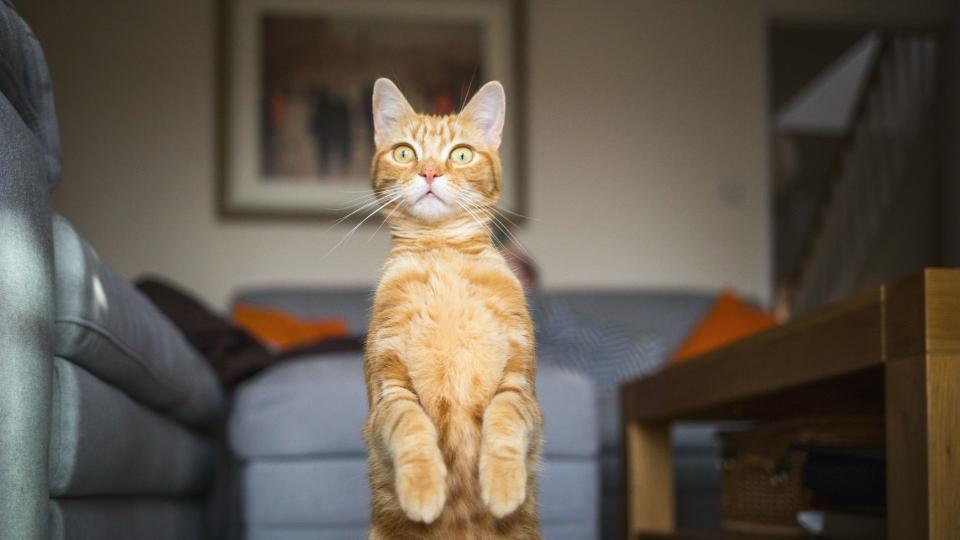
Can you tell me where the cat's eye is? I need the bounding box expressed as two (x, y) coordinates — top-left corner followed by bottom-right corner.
(449, 146), (474, 165)
(392, 145), (417, 164)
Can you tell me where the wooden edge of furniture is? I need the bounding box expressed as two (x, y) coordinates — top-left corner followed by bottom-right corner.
(622, 268), (960, 540)
(622, 287), (883, 423)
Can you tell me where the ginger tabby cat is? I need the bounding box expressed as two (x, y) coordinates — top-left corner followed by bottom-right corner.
(363, 78), (543, 540)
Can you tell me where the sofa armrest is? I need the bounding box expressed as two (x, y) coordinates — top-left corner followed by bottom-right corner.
(0, 75), (55, 540)
(0, 3), (59, 538)
(53, 216), (225, 428)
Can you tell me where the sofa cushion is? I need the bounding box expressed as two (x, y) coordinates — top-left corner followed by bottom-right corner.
(49, 498), (204, 540)
(244, 458), (369, 527)
(230, 354), (598, 459)
(53, 215), (224, 427)
(49, 357), (214, 496)
(230, 354), (368, 459)
(539, 459), (600, 526)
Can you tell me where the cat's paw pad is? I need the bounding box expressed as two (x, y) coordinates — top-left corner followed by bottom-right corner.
(395, 455), (447, 524)
(480, 455), (527, 519)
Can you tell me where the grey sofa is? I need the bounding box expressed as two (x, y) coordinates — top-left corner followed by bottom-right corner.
(228, 288), (722, 540)
(0, 3), (225, 539)
(228, 289), (601, 540)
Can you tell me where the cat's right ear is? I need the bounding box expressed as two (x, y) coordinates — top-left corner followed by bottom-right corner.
(372, 78), (415, 147)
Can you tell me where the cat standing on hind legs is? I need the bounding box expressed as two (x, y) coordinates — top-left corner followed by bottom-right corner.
(362, 78), (543, 540)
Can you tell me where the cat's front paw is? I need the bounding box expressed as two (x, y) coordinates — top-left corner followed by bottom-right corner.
(395, 451), (448, 524)
(479, 453), (527, 519)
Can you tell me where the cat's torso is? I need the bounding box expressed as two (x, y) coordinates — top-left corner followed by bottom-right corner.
(370, 244), (528, 426)
(365, 244), (537, 538)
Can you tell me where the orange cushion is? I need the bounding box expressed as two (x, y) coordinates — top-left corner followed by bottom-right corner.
(232, 304), (349, 350)
(669, 290), (777, 365)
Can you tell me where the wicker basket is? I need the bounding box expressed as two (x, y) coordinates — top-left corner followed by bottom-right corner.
(720, 448), (811, 535)
(719, 417), (884, 536)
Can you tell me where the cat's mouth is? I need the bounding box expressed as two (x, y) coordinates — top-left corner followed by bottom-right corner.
(417, 191), (445, 204)
(406, 188), (456, 221)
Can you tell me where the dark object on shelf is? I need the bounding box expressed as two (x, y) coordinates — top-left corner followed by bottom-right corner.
(718, 417), (884, 536)
(798, 510), (887, 540)
(803, 447), (886, 510)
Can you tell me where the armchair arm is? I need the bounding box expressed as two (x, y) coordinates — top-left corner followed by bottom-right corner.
(0, 94), (55, 540)
(0, 3), (61, 538)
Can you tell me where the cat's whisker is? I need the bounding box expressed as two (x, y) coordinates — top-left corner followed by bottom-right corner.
(319, 195), (380, 212)
(462, 193), (525, 236)
(369, 198), (407, 242)
(321, 194), (403, 259)
(325, 188), (403, 231)
(492, 208), (531, 232)
(491, 210), (524, 238)
(455, 200), (489, 233)
(495, 206), (536, 222)
(453, 68), (477, 131)
(322, 188), (397, 210)
(460, 202), (523, 256)
(336, 190), (382, 203)
(493, 218), (532, 257)
(324, 198), (383, 232)
(462, 197), (531, 258)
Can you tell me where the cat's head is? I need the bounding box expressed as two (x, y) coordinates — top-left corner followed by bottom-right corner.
(370, 78), (504, 226)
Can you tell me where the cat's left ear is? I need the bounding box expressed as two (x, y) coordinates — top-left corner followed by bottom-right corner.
(460, 81), (505, 150)
(372, 78), (415, 147)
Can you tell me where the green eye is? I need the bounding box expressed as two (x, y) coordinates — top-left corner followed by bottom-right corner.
(392, 145), (416, 164)
(449, 146), (474, 164)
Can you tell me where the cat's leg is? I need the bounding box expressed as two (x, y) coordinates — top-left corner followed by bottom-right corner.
(369, 352), (448, 524)
(479, 344), (541, 519)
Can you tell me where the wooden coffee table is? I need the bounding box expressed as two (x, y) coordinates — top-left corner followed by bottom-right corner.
(620, 269), (959, 540)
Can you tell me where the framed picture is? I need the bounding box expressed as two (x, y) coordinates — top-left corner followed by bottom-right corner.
(217, 0), (526, 221)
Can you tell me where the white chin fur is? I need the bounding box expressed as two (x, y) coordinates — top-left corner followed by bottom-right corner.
(405, 177), (457, 221)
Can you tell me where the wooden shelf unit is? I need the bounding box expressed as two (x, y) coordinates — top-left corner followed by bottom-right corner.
(620, 269), (960, 540)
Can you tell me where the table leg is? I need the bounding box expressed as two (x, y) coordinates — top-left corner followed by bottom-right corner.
(886, 354), (960, 540)
(623, 420), (675, 539)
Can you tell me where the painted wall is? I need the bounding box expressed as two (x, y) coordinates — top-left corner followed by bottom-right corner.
(17, 0), (952, 308)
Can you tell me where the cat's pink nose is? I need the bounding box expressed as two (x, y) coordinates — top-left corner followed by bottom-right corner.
(420, 167), (439, 185)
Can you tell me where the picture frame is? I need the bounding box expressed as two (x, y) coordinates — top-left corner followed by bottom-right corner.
(217, 0), (527, 221)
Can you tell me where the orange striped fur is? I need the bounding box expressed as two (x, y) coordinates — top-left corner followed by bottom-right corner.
(364, 79), (543, 539)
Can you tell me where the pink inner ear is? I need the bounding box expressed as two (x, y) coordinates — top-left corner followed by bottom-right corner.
(373, 79), (414, 144)
(460, 83), (505, 149)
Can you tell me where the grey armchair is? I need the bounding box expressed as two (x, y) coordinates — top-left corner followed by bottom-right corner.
(0, 3), (225, 539)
